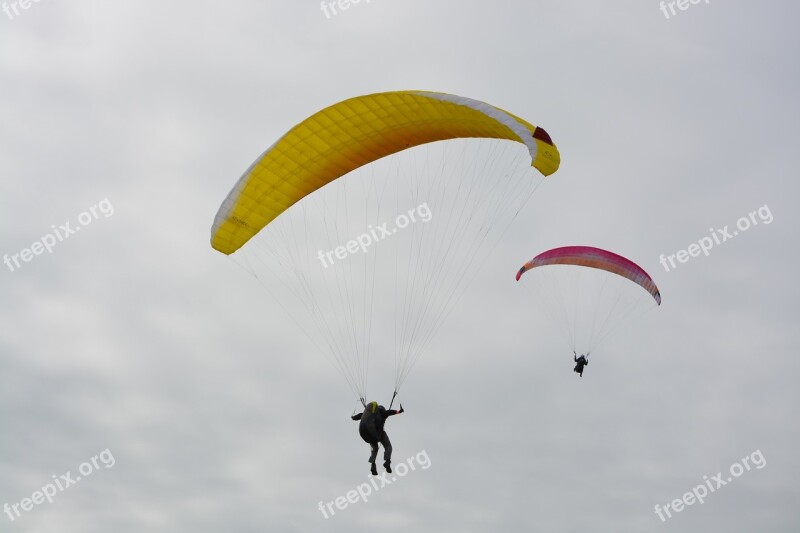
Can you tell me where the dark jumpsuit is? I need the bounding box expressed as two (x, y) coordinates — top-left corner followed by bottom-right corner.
(352, 402), (400, 465)
(574, 354), (588, 377)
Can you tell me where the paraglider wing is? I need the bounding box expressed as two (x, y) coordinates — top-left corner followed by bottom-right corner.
(516, 246), (661, 305)
(210, 90), (560, 255)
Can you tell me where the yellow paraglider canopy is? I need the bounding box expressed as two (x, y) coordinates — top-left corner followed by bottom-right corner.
(211, 90), (560, 255)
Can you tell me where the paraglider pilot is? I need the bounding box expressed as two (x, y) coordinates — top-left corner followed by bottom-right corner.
(351, 401), (404, 475)
(573, 350), (588, 377)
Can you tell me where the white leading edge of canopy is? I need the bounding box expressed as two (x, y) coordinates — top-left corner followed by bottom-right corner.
(410, 91), (539, 163)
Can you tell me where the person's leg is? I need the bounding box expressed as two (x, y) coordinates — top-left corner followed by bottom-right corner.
(381, 433), (392, 465)
(369, 442), (379, 474)
(368, 442), (379, 463)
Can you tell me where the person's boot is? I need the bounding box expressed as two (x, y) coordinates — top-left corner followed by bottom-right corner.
(370, 462), (378, 476)
(383, 461), (392, 473)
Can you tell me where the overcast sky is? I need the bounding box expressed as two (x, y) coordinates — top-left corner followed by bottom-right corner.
(1, 1), (798, 532)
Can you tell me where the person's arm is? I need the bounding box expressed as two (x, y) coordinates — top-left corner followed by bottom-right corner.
(386, 404), (405, 417)
(351, 413), (362, 421)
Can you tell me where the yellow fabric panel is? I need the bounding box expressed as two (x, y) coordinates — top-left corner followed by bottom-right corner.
(211, 91), (560, 255)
